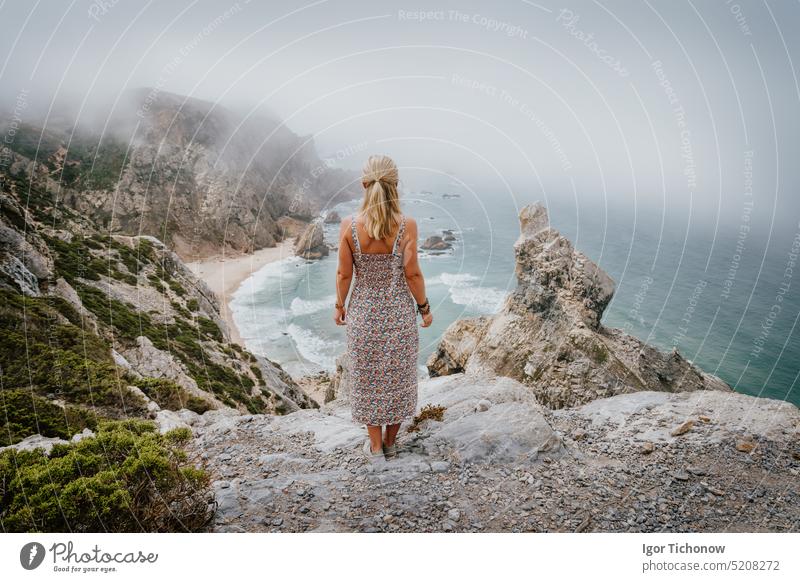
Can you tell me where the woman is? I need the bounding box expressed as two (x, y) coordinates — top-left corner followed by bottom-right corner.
(333, 154), (433, 461)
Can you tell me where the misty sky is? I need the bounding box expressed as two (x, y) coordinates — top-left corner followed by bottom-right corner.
(1, 0), (799, 232)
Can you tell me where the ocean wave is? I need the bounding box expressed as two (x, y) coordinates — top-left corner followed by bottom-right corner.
(439, 271), (508, 314)
(290, 295), (336, 316)
(286, 323), (339, 370)
(233, 256), (305, 300)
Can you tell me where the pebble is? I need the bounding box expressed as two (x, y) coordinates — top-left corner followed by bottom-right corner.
(671, 420), (694, 437)
(447, 508), (461, 521)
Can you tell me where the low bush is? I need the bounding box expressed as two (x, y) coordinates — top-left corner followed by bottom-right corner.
(0, 419), (214, 532)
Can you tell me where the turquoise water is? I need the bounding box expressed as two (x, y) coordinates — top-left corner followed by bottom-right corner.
(231, 191), (800, 406)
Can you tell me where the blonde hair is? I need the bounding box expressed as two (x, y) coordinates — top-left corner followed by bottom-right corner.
(359, 154), (401, 240)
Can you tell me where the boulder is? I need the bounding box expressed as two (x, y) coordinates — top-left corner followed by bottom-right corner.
(294, 220), (329, 260)
(427, 202), (732, 409)
(420, 235), (452, 251)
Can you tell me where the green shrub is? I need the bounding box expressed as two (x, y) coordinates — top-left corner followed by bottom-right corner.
(197, 317), (223, 342)
(132, 377), (211, 414)
(186, 298), (199, 312)
(0, 390), (98, 447)
(0, 419), (214, 532)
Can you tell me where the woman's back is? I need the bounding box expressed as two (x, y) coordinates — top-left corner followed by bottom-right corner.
(349, 212), (407, 256)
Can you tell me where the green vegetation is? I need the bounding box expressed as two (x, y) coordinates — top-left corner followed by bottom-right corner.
(0, 419), (214, 532)
(0, 390), (98, 447)
(3, 123), (128, 191)
(0, 290), (148, 444)
(132, 377), (211, 414)
(197, 316), (223, 342)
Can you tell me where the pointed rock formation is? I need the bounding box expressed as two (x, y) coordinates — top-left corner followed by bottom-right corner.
(427, 202), (730, 408)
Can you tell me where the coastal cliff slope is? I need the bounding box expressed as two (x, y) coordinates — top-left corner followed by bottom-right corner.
(164, 204), (797, 533)
(0, 153), (315, 449)
(0, 89), (358, 261)
(426, 202), (731, 409)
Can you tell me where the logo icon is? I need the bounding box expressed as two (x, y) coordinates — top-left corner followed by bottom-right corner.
(20, 542), (46, 570)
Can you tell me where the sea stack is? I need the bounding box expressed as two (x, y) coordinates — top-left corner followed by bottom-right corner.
(426, 202), (731, 408)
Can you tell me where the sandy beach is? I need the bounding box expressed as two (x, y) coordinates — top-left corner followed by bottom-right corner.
(186, 239), (295, 346)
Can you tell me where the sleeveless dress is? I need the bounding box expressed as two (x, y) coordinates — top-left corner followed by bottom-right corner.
(347, 213), (419, 426)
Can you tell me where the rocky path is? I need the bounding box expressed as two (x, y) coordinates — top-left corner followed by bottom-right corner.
(179, 374), (800, 533)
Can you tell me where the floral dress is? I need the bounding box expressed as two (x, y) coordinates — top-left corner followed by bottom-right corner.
(347, 213), (419, 425)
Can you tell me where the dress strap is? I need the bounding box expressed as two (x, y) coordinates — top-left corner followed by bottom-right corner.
(391, 214), (406, 256)
(350, 214), (361, 255)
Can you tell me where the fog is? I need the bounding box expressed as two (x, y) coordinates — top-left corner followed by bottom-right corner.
(1, 0), (798, 232)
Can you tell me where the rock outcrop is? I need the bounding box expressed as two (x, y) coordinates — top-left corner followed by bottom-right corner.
(294, 219), (329, 260)
(420, 235), (452, 252)
(427, 202), (731, 409)
(324, 210), (341, 224)
(142, 371), (798, 533)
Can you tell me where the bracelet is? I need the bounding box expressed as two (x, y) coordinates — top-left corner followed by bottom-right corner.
(417, 299), (430, 315)
(335, 301), (344, 309)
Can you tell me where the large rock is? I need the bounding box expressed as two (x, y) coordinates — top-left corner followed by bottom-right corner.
(427, 202), (731, 409)
(420, 235), (452, 251)
(294, 220), (329, 260)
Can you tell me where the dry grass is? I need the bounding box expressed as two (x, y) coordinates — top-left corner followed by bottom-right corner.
(406, 404), (447, 433)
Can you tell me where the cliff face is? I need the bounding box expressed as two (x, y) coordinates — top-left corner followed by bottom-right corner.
(1, 89), (358, 261)
(0, 165), (315, 447)
(427, 203), (730, 408)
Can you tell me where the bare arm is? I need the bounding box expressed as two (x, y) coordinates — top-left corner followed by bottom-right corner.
(333, 217), (354, 325)
(401, 218), (426, 305)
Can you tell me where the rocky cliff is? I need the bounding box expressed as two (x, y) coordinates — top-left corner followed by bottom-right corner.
(427, 202), (730, 408)
(0, 164), (315, 448)
(3, 189), (797, 532)
(0, 89), (358, 261)
(125, 372), (797, 533)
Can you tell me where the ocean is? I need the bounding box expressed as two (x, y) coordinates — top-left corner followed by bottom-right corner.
(231, 191), (800, 407)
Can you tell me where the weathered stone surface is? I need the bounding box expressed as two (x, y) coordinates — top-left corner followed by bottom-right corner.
(183, 372), (800, 533)
(294, 219), (329, 260)
(427, 202), (732, 409)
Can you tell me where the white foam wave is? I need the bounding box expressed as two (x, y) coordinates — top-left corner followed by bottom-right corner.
(233, 255), (304, 300)
(290, 295), (336, 316)
(439, 271), (508, 314)
(286, 324), (339, 370)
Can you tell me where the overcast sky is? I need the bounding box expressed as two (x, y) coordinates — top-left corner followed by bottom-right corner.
(1, 0), (798, 232)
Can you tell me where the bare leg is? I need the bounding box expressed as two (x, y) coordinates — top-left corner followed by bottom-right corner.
(367, 425), (383, 453)
(384, 423), (401, 448)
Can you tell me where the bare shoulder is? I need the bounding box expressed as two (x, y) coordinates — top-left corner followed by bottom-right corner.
(339, 214), (353, 235)
(403, 214), (418, 232)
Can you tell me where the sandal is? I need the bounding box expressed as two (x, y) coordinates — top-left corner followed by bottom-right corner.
(382, 443), (398, 459)
(362, 438), (384, 461)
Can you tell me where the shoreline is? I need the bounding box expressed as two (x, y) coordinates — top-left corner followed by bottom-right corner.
(186, 239), (295, 346)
